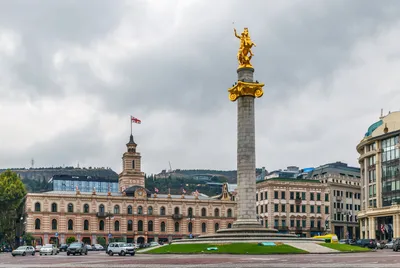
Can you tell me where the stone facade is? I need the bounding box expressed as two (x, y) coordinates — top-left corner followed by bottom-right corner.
(256, 178), (330, 237)
(24, 136), (237, 246)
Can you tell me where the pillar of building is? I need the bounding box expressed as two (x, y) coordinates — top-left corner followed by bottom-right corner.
(368, 217), (376, 239)
(394, 214), (400, 238)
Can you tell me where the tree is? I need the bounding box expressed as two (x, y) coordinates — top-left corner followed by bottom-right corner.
(66, 237), (76, 244)
(97, 237), (106, 247)
(23, 233), (35, 246)
(0, 170), (27, 247)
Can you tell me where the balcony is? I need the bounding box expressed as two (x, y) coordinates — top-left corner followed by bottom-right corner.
(336, 196), (342, 201)
(295, 198), (302, 204)
(96, 212), (112, 218)
(172, 214), (183, 220)
(277, 226), (289, 231)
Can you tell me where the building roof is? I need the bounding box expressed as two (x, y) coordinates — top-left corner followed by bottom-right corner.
(27, 190), (215, 200)
(306, 161), (360, 178)
(257, 177), (321, 184)
(49, 174), (118, 183)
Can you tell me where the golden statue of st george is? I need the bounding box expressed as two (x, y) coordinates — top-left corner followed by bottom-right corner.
(234, 28), (256, 69)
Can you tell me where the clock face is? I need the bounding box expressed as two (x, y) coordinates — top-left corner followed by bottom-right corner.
(138, 191), (143, 196)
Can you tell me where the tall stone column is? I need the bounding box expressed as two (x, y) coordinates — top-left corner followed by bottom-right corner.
(232, 68), (260, 229)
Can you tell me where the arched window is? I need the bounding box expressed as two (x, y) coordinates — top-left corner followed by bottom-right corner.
(51, 203), (57, 213)
(68, 219), (73, 230)
(160, 207), (166, 216)
(214, 208), (219, 217)
(227, 209), (232, 217)
(174, 222), (180, 232)
(127, 220), (133, 231)
(188, 207), (193, 217)
(201, 208), (207, 217)
(174, 207), (180, 215)
(83, 204), (89, 213)
(127, 205), (132, 215)
(188, 222), (193, 233)
(201, 222), (206, 233)
(99, 220), (105, 231)
(161, 222), (166, 232)
(228, 223), (232, 229)
(114, 205), (120, 214)
(34, 202), (41, 212)
(99, 204), (105, 213)
(148, 220), (153, 232)
(137, 206), (143, 215)
(84, 220), (89, 231)
(114, 221), (120, 231)
(35, 219), (40, 230)
(214, 223), (219, 232)
(138, 220), (143, 231)
(67, 203), (74, 213)
(51, 219), (57, 230)
(148, 206), (153, 215)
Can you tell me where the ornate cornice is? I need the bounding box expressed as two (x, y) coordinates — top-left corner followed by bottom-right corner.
(228, 81), (264, 102)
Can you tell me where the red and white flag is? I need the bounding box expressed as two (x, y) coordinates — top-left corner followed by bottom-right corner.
(131, 116), (142, 124)
(154, 187), (159, 193)
(182, 189), (186, 194)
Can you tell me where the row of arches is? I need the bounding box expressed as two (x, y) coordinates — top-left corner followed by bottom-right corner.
(35, 202), (233, 217)
(34, 218), (233, 233)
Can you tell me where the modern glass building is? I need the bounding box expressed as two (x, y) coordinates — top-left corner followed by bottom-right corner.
(48, 175), (119, 193)
(357, 111), (400, 241)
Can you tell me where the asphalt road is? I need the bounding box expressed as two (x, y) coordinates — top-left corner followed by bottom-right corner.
(0, 249), (399, 268)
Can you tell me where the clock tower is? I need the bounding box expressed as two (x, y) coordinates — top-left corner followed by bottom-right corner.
(118, 134), (145, 191)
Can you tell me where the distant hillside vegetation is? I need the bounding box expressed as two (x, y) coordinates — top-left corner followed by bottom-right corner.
(0, 167), (118, 193)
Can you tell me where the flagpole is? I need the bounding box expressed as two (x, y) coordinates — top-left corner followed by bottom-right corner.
(130, 116), (132, 135)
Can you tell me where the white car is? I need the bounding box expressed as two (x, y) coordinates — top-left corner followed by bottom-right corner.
(92, 244), (104, 251)
(39, 244), (58, 255)
(149, 242), (160, 247)
(107, 242), (135, 256)
(86, 244), (92, 251)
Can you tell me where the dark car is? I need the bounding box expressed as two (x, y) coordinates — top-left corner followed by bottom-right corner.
(67, 242), (88, 256)
(393, 238), (400, 251)
(59, 244), (68, 252)
(355, 239), (377, 249)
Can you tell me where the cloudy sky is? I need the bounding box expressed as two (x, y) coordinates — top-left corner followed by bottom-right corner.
(1, 0), (400, 175)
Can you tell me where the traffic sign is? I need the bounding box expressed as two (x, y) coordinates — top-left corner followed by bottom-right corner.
(108, 233), (112, 238)
(55, 232), (59, 237)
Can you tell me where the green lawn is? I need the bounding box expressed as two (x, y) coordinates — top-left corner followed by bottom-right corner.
(320, 243), (371, 252)
(142, 243), (308, 254)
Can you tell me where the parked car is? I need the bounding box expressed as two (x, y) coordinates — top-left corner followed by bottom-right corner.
(67, 242), (88, 256)
(35, 245), (42, 252)
(40, 244), (58, 255)
(355, 239), (378, 249)
(149, 242), (160, 247)
(59, 244), (68, 252)
(86, 244), (93, 251)
(12, 246), (36, 256)
(393, 238), (400, 251)
(386, 240), (394, 249)
(92, 244), (104, 251)
(107, 242), (135, 256)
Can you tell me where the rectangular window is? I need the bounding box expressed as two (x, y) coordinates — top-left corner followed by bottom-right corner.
(302, 220), (306, 228)
(290, 192), (294, 200)
(296, 220), (300, 227)
(256, 206), (258, 214)
(317, 206), (321, 213)
(274, 204), (279, 212)
(265, 205), (268, 212)
(290, 220), (294, 227)
(325, 193), (329, 202)
(302, 192), (306, 200)
(274, 219), (279, 228)
(265, 192), (268, 199)
(281, 192), (286, 199)
(296, 205), (300, 213)
(296, 192), (301, 199)
(346, 192), (349, 198)
(274, 191), (279, 199)
(282, 219), (286, 227)
(260, 192), (263, 200)
(261, 206), (264, 213)
(256, 193), (258, 201)
(310, 193), (314, 201)
(325, 206), (329, 214)
(290, 204), (294, 212)
(317, 193), (321, 201)
(310, 220), (315, 228)
(302, 205), (306, 213)
(310, 205), (315, 213)
(281, 204), (286, 212)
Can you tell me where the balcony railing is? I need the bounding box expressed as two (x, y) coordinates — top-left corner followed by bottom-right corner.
(295, 198), (302, 204)
(172, 214), (183, 220)
(336, 196), (342, 201)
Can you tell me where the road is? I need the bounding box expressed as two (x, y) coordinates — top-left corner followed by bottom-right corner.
(0, 249), (398, 268)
